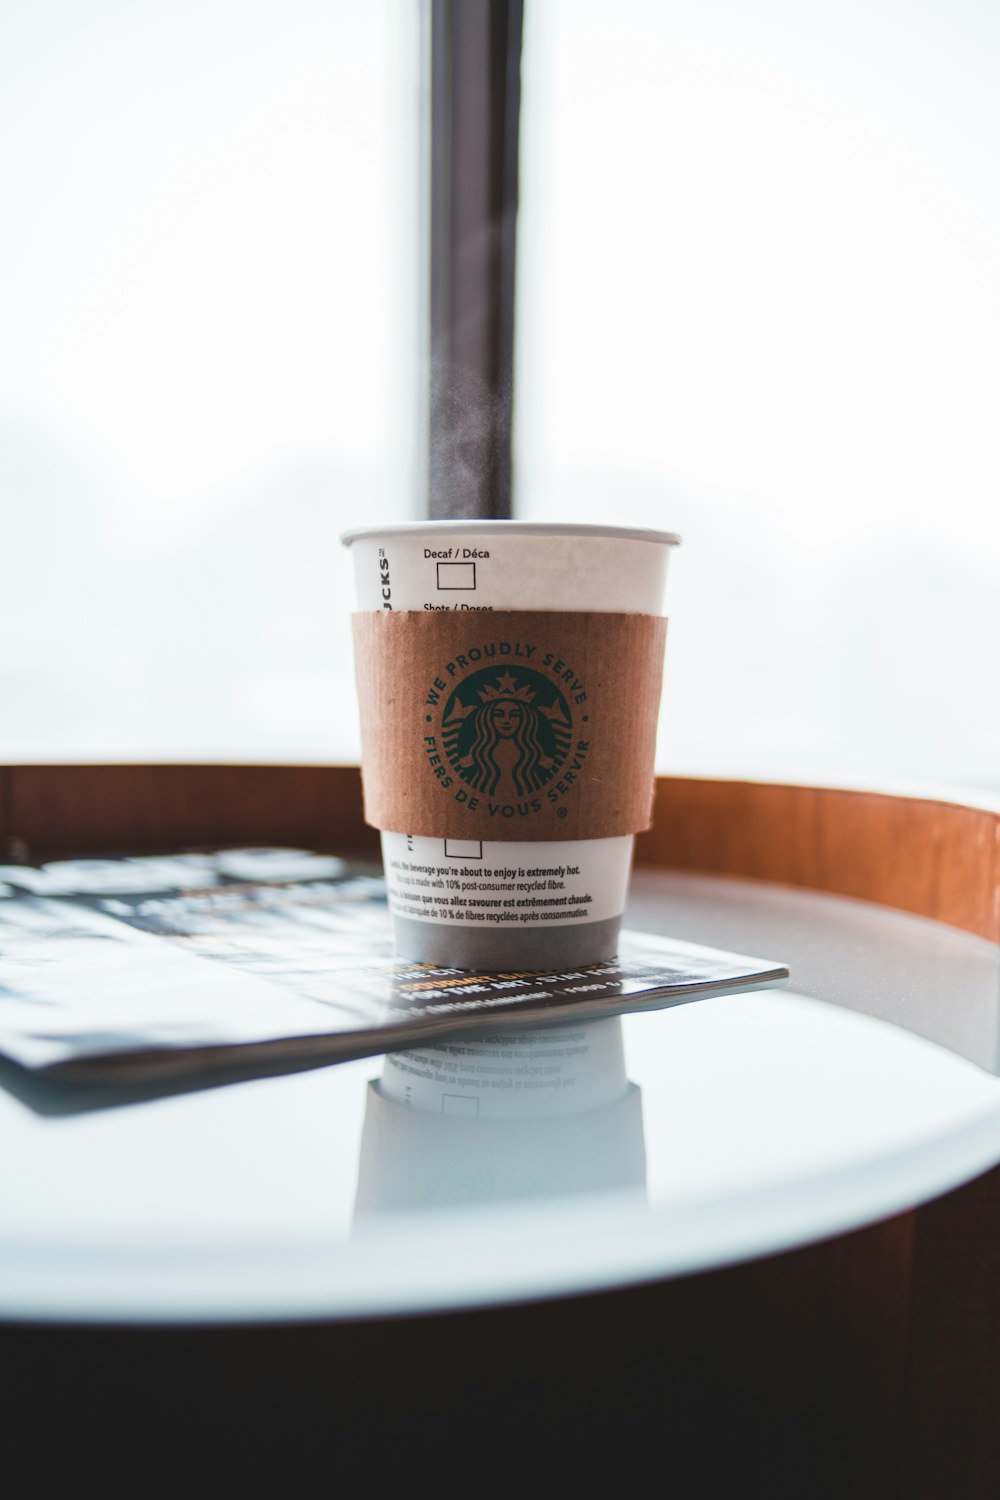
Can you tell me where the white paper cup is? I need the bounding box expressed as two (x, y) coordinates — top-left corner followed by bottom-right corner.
(341, 520), (680, 967)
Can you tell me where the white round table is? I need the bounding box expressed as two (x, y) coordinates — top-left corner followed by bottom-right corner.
(2, 868), (998, 1325)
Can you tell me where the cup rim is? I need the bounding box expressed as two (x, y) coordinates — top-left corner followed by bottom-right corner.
(340, 520), (681, 548)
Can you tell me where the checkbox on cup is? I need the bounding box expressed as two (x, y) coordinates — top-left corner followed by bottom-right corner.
(437, 561), (476, 590)
(444, 839), (484, 860)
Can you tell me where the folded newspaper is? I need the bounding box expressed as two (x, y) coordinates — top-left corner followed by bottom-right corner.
(0, 848), (789, 1082)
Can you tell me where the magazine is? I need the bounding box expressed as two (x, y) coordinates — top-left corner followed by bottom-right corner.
(0, 849), (789, 1082)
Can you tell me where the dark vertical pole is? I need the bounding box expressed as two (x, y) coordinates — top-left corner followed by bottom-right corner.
(427, 0), (523, 519)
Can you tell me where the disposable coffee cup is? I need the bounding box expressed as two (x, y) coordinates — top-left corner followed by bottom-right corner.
(341, 520), (680, 967)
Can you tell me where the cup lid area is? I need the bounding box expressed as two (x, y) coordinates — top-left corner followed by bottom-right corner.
(340, 519), (681, 548)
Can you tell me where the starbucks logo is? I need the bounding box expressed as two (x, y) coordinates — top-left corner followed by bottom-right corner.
(441, 666), (573, 797)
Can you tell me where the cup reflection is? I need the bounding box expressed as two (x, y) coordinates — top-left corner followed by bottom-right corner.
(352, 1017), (646, 1221)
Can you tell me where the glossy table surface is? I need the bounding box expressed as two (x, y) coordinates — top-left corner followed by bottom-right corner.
(3, 867), (1000, 1325)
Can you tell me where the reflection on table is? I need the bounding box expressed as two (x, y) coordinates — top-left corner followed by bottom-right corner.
(353, 1017), (646, 1220)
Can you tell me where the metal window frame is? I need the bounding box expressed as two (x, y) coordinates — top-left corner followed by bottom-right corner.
(424, 0), (524, 520)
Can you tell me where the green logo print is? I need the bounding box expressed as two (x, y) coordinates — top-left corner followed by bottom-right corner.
(442, 666), (573, 797)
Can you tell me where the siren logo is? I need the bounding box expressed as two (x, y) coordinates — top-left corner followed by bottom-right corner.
(422, 646), (591, 820)
(443, 666), (572, 796)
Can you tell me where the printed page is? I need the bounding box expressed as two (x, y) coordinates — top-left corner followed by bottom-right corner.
(0, 851), (788, 1076)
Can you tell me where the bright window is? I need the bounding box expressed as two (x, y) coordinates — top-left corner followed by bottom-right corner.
(516, 0), (1000, 793)
(0, 0), (419, 762)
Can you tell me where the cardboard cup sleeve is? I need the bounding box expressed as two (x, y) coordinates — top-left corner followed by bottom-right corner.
(351, 610), (667, 843)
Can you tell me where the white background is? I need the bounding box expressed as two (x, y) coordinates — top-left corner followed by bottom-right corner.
(517, 0), (1000, 793)
(0, 1), (420, 761)
(2, 0), (998, 796)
